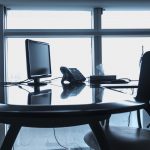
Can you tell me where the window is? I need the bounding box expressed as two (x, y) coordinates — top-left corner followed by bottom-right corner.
(7, 38), (92, 81)
(102, 37), (150, 79)
(7, 10), (91, 29)
(102, 11), (150, 80)
(102, 11), (150, 29)
(6, 10), (92, 81)
(7, 10), (150, 82)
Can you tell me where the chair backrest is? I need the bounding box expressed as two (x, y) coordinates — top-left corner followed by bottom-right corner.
(136, 51), (150, 101)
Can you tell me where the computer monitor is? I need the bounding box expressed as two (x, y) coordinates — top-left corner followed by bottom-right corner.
(25, 39), (52, 86)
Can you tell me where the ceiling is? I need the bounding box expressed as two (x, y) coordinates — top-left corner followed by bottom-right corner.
(0, 0), (150, 11)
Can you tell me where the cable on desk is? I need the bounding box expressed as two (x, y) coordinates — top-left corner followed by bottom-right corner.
(0, 76), (62, 87)
(0, 79), (32, 87)
(17, 85), (30, 93)
(50, 76), (62, 81)
(43, 76), (62, 83)
(49, 83), (62, 87)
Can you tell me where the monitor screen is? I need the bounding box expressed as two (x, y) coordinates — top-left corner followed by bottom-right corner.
(25, 39), (51, 86)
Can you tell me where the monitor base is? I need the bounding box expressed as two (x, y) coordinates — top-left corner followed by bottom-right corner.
(27, 82), (47, 86)
(27, 78), (47, 87)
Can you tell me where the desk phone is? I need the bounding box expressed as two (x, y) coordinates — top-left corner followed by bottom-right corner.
(60, 66), (86, 84)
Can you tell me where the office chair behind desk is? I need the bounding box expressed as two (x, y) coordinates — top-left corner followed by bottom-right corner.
(136, 51), (150, 102)
(84, 51), (150, 150)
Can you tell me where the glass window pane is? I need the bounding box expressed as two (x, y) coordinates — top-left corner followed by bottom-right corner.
(102, 37), (150, 80)
(102, 11), (150, 29)
(7, 38), (92, 81)
(7, 10), (91, 29)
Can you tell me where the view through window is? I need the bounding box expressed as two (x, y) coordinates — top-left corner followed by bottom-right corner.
(6, 10), (150, 81)
(102, 11), (150, 80)
(7, 38), (92, 81)
(7, 10), (92, 81)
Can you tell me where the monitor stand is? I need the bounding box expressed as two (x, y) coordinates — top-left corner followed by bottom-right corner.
(28, 78), (47, 87)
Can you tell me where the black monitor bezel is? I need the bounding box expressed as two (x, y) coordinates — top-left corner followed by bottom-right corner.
(25, 39), (52, 80)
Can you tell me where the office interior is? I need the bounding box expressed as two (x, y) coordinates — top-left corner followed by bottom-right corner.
(1, 0), (150, 149)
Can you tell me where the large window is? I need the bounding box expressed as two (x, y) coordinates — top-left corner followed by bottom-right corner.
(6, 10), (150, 82)
(102, 11), (150, 80)
(7, 38), (91, 81)
(6, 10), (92, 81)
(102, 11), (150, 29)
(102, 37), (150, 79)
(7, 10), (91, 29)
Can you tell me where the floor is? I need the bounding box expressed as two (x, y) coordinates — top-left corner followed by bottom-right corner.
(9, 110), (147, 150)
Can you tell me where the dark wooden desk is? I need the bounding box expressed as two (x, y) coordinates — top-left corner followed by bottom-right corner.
(0, 82), (148, 150)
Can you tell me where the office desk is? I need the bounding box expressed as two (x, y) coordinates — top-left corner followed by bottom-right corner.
(0, 82), (148, 150)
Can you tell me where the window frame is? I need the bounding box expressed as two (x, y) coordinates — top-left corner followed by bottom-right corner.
(2, 7), (150, 83)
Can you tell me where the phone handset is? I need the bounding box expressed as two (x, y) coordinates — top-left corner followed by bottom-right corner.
(60, 66), (86, 84)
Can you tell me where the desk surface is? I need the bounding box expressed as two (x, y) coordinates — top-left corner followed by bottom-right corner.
(6, 81), (138, 105)
(99, 81), (138, 88)
(0, 81), (145, 118)
(0, 81), (147, 150)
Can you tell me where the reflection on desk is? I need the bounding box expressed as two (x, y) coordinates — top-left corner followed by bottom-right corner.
(61, 83), (86, 99)
(28, 89), (52, 105)
(6, 81), (138, 106)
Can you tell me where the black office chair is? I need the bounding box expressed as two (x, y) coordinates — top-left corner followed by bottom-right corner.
(84, 51), (150, 150)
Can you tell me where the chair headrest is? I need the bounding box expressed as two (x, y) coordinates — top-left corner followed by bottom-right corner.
(136, 51), (150, 101)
